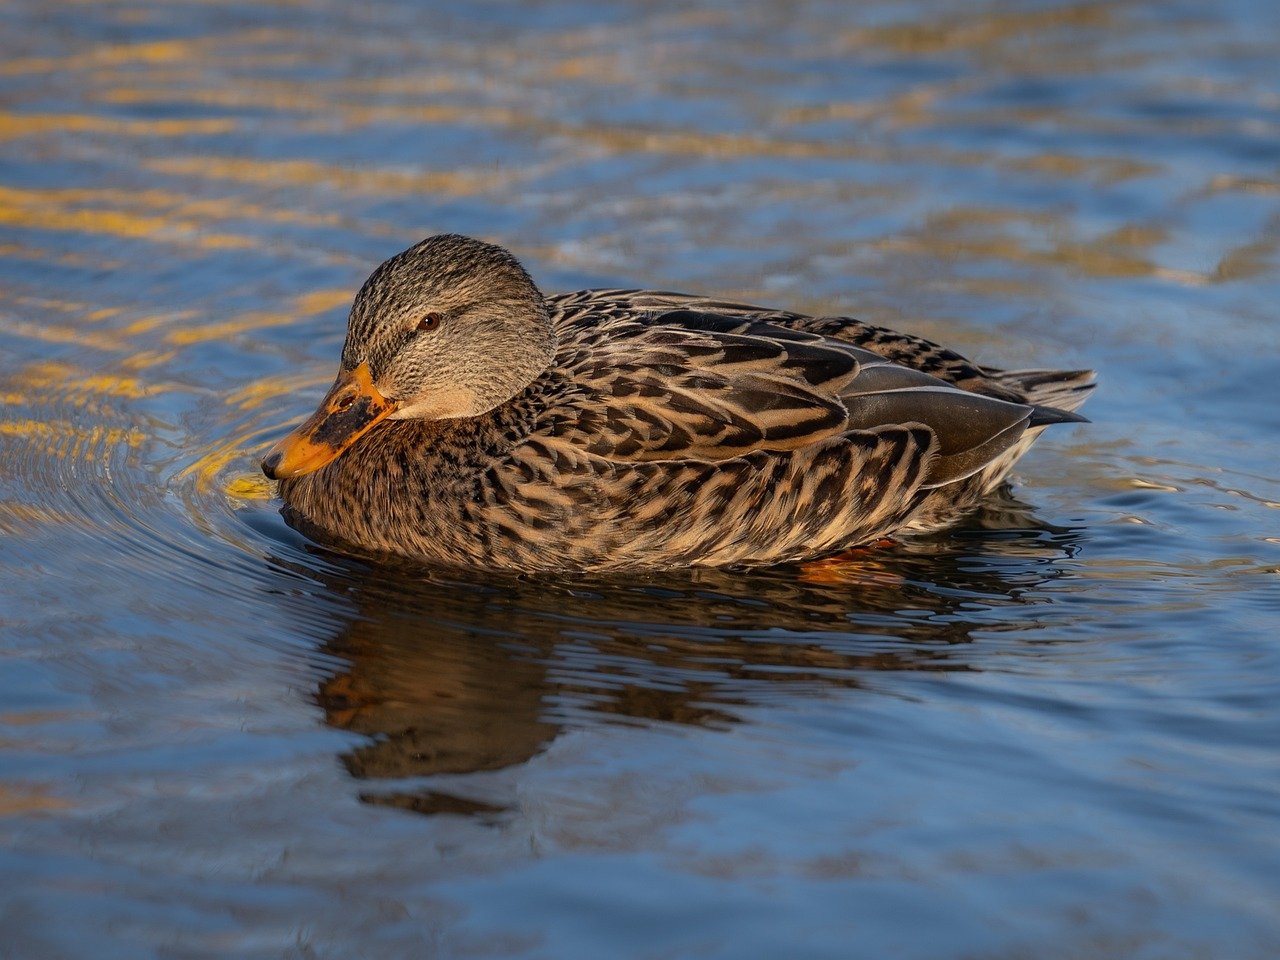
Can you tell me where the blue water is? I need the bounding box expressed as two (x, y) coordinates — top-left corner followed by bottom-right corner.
(2, 0), (1279, 957)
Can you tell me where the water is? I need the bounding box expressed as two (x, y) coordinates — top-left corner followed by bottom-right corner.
(2, 0), (1279, 956)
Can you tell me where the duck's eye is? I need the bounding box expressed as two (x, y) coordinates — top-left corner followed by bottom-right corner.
(417, 312), (443, 333)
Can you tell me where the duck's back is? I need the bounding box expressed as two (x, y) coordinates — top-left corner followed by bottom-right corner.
(551, 288), (1093, 409)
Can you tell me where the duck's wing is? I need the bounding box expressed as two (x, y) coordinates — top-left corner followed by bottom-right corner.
(550, 289), (1094, 407)
(768, 314), (1096, 412)
(548, 312), (859, 461)
(552, 289), (995, 387)
(544, 308), (1046, 488)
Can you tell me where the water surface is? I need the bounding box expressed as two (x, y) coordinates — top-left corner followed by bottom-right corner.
(2, 1), (1279, 957)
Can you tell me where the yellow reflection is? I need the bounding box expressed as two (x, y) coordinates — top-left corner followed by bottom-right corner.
(225, 371), (325, 410)
(0, 185), (342, 230)
(171, 288), (356, 496)
(9, 361), (152, 400)
(778, 82), (965, 131)
(0, 242), (119, 268)
(177, 428), (274, 496)
(0, 315), (132, 353)
(0, 304), (196, 356)
(1006, 153), (1156, 183)
(0, 185), (254, 249)
(843, 3), (1111, 55)
(0, 111), (235, 139)
(143, 155), (523, 196)
(1212, 238), (1278, 282)
(0, 784), (73, 816)
(571, 126), (869, 159)
(0, 419), (146, 460)
(1206, 175), (1280, 197)
(0, 501), (97, 533)
(874, 206), (1243, 285)
(167, 288), (350, 345)
(0, 710), (90, 727)
(225, 473), (274, 501)
(0, 29), (293, 76)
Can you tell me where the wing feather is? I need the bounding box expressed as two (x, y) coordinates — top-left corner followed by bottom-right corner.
(541, 302), (1049, 488)
(550, 289), (1014, 396)
(552, 316), (858, 462)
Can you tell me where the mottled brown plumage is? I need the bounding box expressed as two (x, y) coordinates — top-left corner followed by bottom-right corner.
(266, 234), (1093, 571)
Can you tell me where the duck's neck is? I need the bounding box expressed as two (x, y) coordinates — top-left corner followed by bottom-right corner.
(469, 300), (557, 416)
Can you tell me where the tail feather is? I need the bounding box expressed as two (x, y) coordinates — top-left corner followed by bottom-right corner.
(991, 367), (1097, 414)
(1027, 404), (1089, 428)
(967, 367), (1095, 498)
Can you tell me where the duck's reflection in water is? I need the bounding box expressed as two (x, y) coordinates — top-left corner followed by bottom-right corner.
(301, 493), (1082, 818)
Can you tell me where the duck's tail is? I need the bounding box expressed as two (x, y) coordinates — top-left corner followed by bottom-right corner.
(994, 367), (1097, 416)
(970, 367), (1096, 497)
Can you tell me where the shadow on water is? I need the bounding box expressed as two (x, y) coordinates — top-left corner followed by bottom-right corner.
(268, 491), (1086, 819)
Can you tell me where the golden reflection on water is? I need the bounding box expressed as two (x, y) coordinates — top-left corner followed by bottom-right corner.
(0, 784), (74, 816)
(168, 289), (350, 345)
(0, 112), (237, 138)
(0, 184), (255, 250)
(0, 184), (345, 230)
(839, 2), (1113, 56)
(0, 30), (297, 76)
(879, 207), (1271, 285)
(143, 156), (526, 198)
(0, 0), (1270, 307)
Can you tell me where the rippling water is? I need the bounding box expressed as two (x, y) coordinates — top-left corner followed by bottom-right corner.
(3, 1), (1279, 957)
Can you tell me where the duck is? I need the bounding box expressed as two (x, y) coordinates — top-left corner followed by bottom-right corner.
(262, 234), (1093, 571)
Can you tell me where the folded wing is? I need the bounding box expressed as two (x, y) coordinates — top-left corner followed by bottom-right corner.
(549, 308), (1050, 488)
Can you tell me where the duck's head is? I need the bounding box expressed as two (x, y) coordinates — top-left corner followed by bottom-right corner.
(261, 234), (555, 480)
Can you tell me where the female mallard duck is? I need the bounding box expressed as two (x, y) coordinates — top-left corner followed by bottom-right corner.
(263, 234), (1093, 571)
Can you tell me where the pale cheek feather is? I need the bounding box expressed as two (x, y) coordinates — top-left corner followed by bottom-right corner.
(386, 384), (482, 420)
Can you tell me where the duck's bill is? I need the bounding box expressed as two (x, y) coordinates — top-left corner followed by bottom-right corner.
(261, 361), (397, 480)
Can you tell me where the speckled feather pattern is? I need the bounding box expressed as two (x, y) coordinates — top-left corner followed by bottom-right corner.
(279, 270), (1093, 571)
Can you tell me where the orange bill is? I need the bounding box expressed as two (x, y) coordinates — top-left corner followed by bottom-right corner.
(261, 361), (397, 479)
